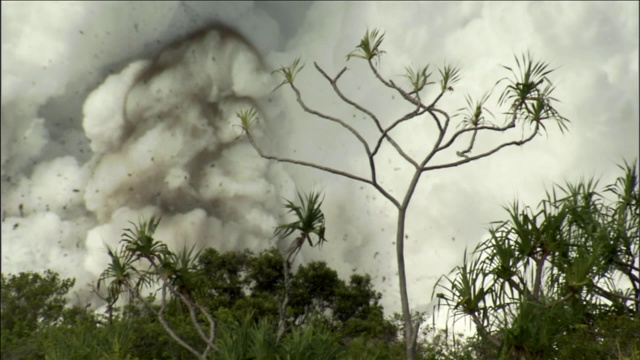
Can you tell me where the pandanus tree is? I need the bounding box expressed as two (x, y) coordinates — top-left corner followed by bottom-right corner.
(97, 216), (216, 360)
(434, 162), (639, 359)
(237, 28), (568, 359)
(272, 190), (328, 341)
(274, 191), (328, 263)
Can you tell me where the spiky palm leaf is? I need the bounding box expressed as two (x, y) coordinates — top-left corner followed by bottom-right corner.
(457, 91), (494, 129)
(347, 28), (387, 62)
(272, 57), (305, 91)
(496, 52), (569, 132)
(274, 191), (328, 262)
(97, 244), (145, 304)
(439, 64), (462, 92)
(158, 243), (204, 298)
(121, 216), (167, 263)
(403, 65), (435, 94)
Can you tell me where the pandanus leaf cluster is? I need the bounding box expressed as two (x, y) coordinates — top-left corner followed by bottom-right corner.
(434, 161), (639, 359)
(97, 216), (215, 359)
(274, 191), (328, 263)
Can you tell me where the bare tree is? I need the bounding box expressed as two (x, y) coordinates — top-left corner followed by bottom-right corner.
(237, 28), (568, 360)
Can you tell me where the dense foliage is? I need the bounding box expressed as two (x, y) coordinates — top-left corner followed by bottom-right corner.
(1, 249), (472, 359)
(435, 162), (640, 359)
(2, 163), (637, 359)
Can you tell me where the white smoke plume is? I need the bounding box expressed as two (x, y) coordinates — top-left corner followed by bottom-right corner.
(1, 2), (298, 306)
(2, 2), (638, 322)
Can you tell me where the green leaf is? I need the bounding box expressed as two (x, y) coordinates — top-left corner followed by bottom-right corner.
(347, 28), (387, 62)
(438, 64), (461, 92)
(496, 52), (569, 131)
(236, 107), (258, 132)
(274, 190), (328, 262)
(457, 91), (494, 129)
(272, 57), (305, 91)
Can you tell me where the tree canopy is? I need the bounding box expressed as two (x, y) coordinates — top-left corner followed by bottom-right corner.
(434, 161), (639, 359)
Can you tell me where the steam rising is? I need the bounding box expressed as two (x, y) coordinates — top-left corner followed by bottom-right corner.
(81, 28), (292, 281)
(2, 14), (295, 303)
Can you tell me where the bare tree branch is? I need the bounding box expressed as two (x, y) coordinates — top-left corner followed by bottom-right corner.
(174, 289), (217, 352)
(244, 130), (401, 208)
(471, 311), (502, 347)
(423, 123), (540, 172)
(436, 120), (518, 153)
(371, 108), (429, 162)
(368, 60), (429, 110)
(313, 62), (419, 168)
(154, 285), (206, 360)
(287, 81), (371, 157)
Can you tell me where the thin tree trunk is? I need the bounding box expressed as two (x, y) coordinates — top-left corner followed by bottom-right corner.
(396, 209), (419, 360)
(277, 258), (291, 342)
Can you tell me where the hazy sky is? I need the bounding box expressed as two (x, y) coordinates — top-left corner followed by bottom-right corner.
(2, 1), (638, 326)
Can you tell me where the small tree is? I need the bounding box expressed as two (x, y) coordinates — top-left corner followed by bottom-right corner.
(237, 28), (568, 359)
(273, 190), (328, 341)
(434, 161), (639, 359)
(96, 216), (217, 360)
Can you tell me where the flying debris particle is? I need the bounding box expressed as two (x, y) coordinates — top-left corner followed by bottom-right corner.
(382, 276), (386, 282)
(13, 223), (19, 230)
(79, 30), (84, 35)
(72, 189), (80, 193)
(373, 251), (379, 259)
(18, 204), (23, 217)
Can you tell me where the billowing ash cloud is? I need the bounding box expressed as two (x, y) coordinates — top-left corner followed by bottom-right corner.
(0, 3), (299, 305)
(81, 27), (293, 279)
